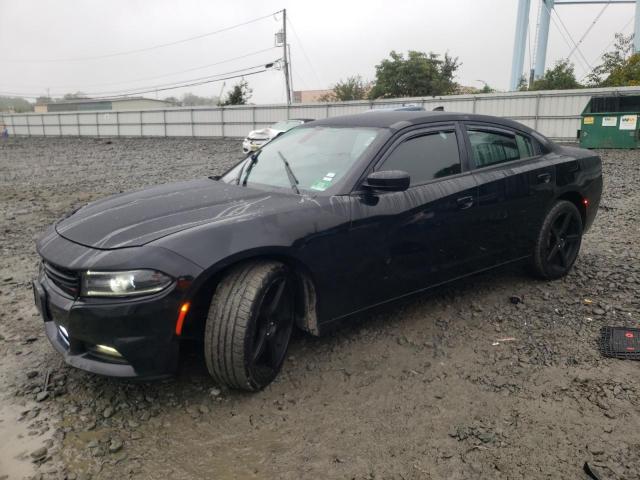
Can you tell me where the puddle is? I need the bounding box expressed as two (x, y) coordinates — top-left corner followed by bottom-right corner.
(0, 401), (52, 479)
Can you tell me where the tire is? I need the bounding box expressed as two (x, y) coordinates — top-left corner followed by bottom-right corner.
(204, 261), (294, 391)
(532, 200), (583, 280)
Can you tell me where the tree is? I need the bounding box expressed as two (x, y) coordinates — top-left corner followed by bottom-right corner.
(35, 96), (53, 104)
(62, 92), (89, 100)
(0, 96), (33, 113)
(587, 33), (639, 87)
(220, 80), (252, 106)
(604, 54), (640, 86)
(179, 93), (219, 107)
(587, 33), (634, 86)
(479, 84), (495, 94)
(368, 50), (460, 99)
(529, 60), (581, 91)
(163, 96), (181, 106)
(319, 76), (370, 102)
(517, 75), (529, 91)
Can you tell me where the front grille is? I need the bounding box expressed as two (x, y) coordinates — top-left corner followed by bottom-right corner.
(43, 261), (80, 297)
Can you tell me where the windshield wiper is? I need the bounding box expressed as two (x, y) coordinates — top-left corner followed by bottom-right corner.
(278, 151), (300, 195)
(235, 152), (259, 186)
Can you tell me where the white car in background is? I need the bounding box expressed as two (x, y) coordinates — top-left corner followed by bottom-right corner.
(242, 118), (313, 153)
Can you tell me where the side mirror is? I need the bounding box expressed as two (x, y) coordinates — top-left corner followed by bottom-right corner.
(364, 170), (410, 192)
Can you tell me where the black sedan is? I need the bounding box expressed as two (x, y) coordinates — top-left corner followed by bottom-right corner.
(34, 111), (602, 390)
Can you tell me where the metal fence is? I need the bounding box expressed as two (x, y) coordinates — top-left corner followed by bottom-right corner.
(3, 86), (640, 141)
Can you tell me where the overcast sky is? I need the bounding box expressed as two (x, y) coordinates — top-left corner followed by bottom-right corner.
(0, 0), (635, 104)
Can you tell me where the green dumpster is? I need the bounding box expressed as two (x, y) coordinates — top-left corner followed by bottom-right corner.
(579, 95), (640, 149)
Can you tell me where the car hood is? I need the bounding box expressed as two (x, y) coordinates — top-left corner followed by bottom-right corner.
(55, 179), (292, 249)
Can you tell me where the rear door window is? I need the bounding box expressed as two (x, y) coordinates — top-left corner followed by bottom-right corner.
(516, 134), (535, 158)
(467, 129), (520, 168)
(380, 130), (461, 186)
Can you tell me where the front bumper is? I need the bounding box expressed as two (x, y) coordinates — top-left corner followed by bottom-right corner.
(33, 229), (203, 379)
(34, 272), (181, 379)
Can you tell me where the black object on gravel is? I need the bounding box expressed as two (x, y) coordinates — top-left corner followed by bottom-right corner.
(599, 326), (640, 360)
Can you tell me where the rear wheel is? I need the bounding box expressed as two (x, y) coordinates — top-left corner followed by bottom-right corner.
(532, 200), (583, 280)
(204, 261), (294, 391)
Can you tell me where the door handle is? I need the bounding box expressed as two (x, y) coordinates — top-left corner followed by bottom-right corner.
(537, 172), (552, 184)
(456, 196), (474, 210)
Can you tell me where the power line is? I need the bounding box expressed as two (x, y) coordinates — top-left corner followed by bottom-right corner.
(84, 69), (270, 100)
(0, 47), (279, 91)
(580, 15), (634, 80)
(0, 11), (282, 63)
(87, 62), (275, 96)
(567, 3), (609, 60)
(552, 8), (593, 72)
(0, 62), (277, 99)
(540, 0), (591, 75)
(286, 16), (323, 88)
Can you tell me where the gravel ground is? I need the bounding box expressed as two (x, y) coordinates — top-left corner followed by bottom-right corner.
(0, 137), (639, 480)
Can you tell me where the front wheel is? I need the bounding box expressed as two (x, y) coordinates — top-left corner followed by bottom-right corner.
(204, 261), (294, 391)
(532, 200), (583, 280)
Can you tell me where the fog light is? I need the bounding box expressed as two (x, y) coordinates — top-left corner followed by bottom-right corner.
(94, 344), (122, 357)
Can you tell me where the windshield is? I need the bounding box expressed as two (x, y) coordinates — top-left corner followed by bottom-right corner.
(222, 126), (382, 193)
(271, 120), (304, 131)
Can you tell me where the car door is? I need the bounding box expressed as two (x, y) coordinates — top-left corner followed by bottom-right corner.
(463, 123), (555, 265)
(345, 124), (479, 311)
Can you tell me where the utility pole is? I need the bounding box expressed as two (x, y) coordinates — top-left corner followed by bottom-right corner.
(282, 9), (291, 104)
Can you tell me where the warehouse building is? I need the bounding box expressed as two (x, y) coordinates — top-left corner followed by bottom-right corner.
(35, 97), (172, 113)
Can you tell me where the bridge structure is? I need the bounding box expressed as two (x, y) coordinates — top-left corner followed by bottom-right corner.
(510, 0), (640, 91)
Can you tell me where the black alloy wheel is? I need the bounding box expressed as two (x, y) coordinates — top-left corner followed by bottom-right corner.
(532, 200), (583, 280)
(204, 261), (295, 391)
(249, 276), (294, 384)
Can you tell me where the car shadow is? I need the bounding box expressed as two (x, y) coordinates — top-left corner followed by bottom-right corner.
(171, 260), (534, 390)
(54, 259), (535, 402)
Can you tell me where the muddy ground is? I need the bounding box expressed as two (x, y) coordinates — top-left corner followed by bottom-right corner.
(0, 137), (638, 480)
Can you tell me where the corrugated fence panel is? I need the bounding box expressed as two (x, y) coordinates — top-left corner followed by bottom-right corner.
(192, 109), (221, 123)
(120, 124), (142, 136)
(194, 124), (223, 137)
(79, 124), (98, 136)
(224, 124), (250, 137)
(78, 113), (95, 125)
(329, 103), (370, 116)
(166, 124), (192, 136)
(141, 110), (164, 124)
(255, 107), (288, 123)
(99, 125), (118, 136)
(289, 106), (330, 119)
(59, 114), (77, 125)
(165, 110), (191, 124)
(142, 124), (164, 136)
(224, 108), (252, 123)
(119, 112), (141, 124)
(98, 112), (118, 125)
(61, 125), (78, 136)
(3, 86), (639, 140)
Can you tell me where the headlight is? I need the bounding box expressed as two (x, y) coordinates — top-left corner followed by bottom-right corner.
(81, 270), (173, 297)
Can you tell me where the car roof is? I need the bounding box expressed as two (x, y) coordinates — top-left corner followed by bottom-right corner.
(307, 111), (535, 133)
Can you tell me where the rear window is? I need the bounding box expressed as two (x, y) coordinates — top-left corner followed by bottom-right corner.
(516, 134), (534, 158)
(468, 130), (519, 167)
